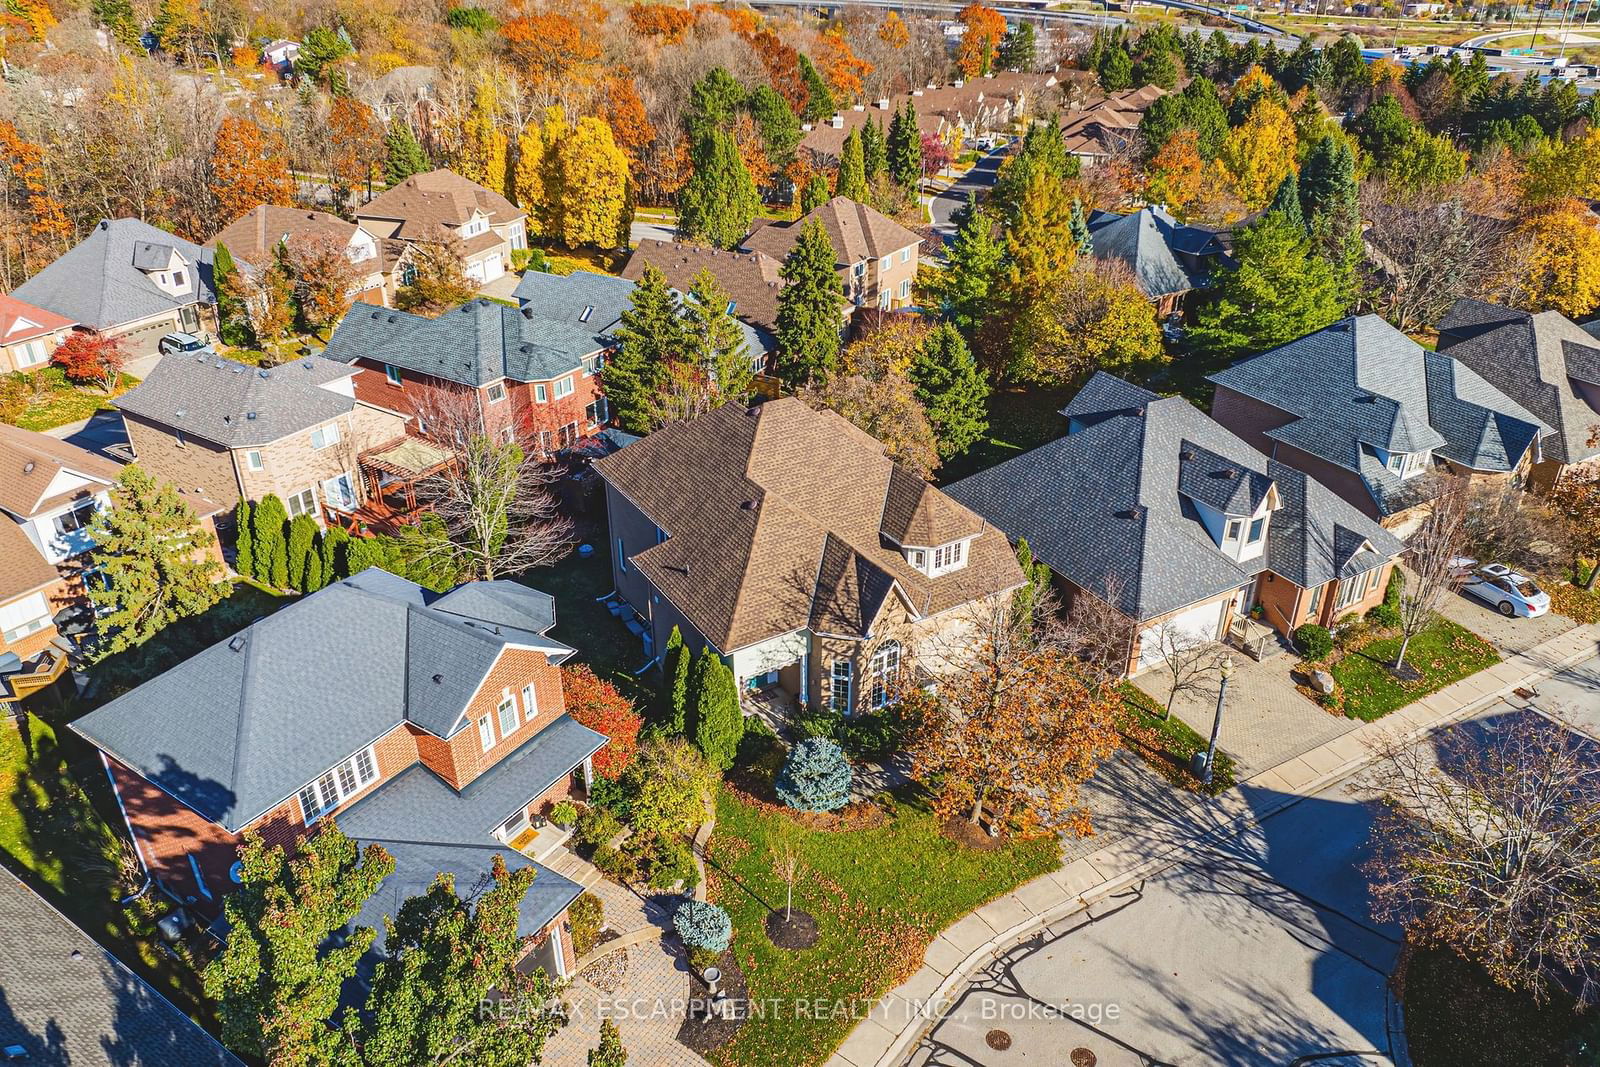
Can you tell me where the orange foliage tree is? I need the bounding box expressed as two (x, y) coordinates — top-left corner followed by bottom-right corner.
(627, 3), (696, 42)
(957, 3), (1007, 77)
(561, 665), (644, 779)
(51, 332), (127, 394)
(328, 97), (384, 206)
(1143, 127), (1204, 219)
(210, 115), (293, 226)
(815, 25), (872, 101)
(502, 6), (602, 94)
(605, 75), (656, 162)
(747, 28), (808, 113)
(0, 119), (70, 278)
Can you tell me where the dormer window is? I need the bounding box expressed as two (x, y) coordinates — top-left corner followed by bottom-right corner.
(933, 542), (964, 570)
(1385, 448), (1431, 480)
(906, 539), (969, 576)
(1247, 517), (1265, 543)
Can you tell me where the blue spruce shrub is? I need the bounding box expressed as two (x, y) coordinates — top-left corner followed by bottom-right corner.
(673, 899), (732, 952)
(774, 737), (853, 813)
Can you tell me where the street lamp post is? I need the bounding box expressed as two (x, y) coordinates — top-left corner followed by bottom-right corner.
(1201, 655), (1234, 789)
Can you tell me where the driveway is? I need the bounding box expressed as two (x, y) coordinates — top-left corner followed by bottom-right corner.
(929, 146), (1009, 235)
(477, 271), (523, 302)
(914, 765), (1403, 1066)
(1434, 581), (1578, 657)
(630, 220), (677, 246)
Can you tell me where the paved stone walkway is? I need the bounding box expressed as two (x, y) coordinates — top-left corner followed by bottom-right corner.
(824, 620), (1600, 1067)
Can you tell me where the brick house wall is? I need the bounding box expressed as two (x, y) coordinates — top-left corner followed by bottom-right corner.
(236, 407), (406, 516)
(122, 412), (239, 508)
(425, 648), (568, 789)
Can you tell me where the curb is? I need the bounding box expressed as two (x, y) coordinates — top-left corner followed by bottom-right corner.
(845, 624), (1600, 1067)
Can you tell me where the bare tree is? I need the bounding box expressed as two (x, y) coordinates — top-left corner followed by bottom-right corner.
(1363, 712), (1600, 1006)
(1059, 577), (1140, 685)
(768, 819), (803, 923)
(1393, 475), (1472, 675)
(411, 390), (575, 582)
(1146, 619), (1226, 718)
(1460, 480), (1565, 574)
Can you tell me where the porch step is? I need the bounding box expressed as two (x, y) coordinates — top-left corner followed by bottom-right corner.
(543, 850), (603, 890)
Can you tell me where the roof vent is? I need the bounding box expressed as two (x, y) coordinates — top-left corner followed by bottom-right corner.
(432, 673), (444, 684)
(740, 499), (758, 511)
(385, 314), (398, 323)
(521, 307), (534, 319)
(302, 359), (314, 369)
(222, 414), (231, 423)
(22, 461), (34, 474)
(258, 369), (271, 379)
(745, 405), (761, 416)
(246, 411), (257, 420)
(99, 219), (110, 229)
(233, 366), (243, 374)
(228, 635), (246, 652)
(69, 949), (83, 962)
(196, 352), (207, 362)
(1179, 448), (1195, 461)
(174, 409), (186, 419)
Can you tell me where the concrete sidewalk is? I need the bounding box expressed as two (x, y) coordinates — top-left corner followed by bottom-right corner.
(825, 621), (1600, 1067)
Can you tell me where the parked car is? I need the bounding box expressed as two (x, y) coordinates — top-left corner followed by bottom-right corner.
(1452, 559), (1551, 618)
(157, 331), (213, 356)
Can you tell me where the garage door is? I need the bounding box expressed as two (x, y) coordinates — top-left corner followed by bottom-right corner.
(465, 260), (487, 283)
(480, 256), (505, 282)
(1136, 598), (1226, 671)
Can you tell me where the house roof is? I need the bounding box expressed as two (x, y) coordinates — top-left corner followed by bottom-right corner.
(798, 70), (1058, 157)
(0, 420), (121, 519)
(593, 398), (1023, 652)
(0, 292), (76, 344)
(356, 169), (524, 240)
(1086, 207), (1225, 298)
(945, 373), (1403, 622)
(209, 205), (364, 268)
(621, 239), (784, 332)
(12, 218), (216, 331)
(1437, 298), (1600, 466)
(741, 197), (923, 269)
(71, 569), (576, 832)
(1058, 85), (1169, 158)
(1208, 315), (1550, 516)
(0, 875), (243, 1065)
(114, 351), (358, 448)
(0, 520), (62, 604)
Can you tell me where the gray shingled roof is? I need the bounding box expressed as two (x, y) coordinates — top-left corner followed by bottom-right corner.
(114, 352), (357, 447)
(13, 218), (216, 331)
(1086, 207), (1222, 298)
(1209, 315), (1550, 516)
(0, 876), (242, 1065)
(946, 373), (1402, 622)
(71, 570), (575, 831)
(1437, 298), (1600, 466)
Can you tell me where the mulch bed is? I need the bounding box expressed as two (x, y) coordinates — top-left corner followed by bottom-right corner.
(764, 908), (819, 950)
(675, 947), (749, 1056)
(940, 814), (1010, 851)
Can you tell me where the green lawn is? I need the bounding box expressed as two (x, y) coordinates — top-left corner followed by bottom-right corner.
(1330, 620), (1500, 722)
(1117, 683), (1237, 795)
(6, 366), (139, 432)
(705, 787), (1060, 1067)
(936, 381), (1076, 484)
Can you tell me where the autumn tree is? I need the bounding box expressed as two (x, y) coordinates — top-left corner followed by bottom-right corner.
(627, 3), (695, 42)
(562, 665), (643, 778)
(1143, 128), (1205, 218)
(878, 10), (910, 50)
(0, 119), (70, 284)
(328, 98), (383, 210)
(1517, 199), (1600, 320)
(957, 3), (1008, 77)
(1021, 258), (1163, 384)
(282, 234), (362, 333)
(815, 25), (872, 101)
(51, 332), (126, 394)
(804, 369), (940, 479)
(502, 6), (602, 101)
(395, 233), (477, 316)
(455, 75), (509, 195)
(210, 115), (294, 226)
(1392, 475), (1471, 675)
(1218, 96), (1298, 210)
(553, 117), (631, 250)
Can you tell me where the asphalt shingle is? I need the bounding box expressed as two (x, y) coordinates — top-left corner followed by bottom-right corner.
(13, 218), (216, 331)
(114, 352), (357, 447)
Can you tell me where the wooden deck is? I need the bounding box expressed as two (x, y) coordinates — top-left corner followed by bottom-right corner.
(324, 494), (430, 538)
(0, 647), (68, 705)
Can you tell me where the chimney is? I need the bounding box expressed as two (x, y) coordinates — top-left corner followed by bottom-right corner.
(876, 98), (890, 109)
(912, 89), (924, 97)
(851, 103), (865, 111)
(953, 78), (964, 88)
(830, 114), (844, 129)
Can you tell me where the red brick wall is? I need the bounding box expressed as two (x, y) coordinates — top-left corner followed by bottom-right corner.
(433, 648), (567, 789)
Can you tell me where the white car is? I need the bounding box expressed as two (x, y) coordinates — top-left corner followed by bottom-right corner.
(1455, 560), (1551, 618)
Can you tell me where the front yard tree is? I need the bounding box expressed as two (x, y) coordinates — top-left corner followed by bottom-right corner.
(624, 737), (718, 839)
(562, 664), (644, 778)
(775, 737), (853, 812)
(352, 857), (562, 1066)
(1146, 621), (1225, 717)
(1393, 476), (1471, 675)
(87, 465), (225, 658)
(204, 828), (396, 1064)
(1365, 712), (1600, 1005)
(774, 221), (844, 387)
(835, 128), (869, 203)
(252, 493), (289, 588)
(677, 129), (760, 250)
(910, 600), (1122, 834)
(589, 1020), (628, 1067)
(909, 322), (989, 459)
(50, 331), (126, 394)
(1549, 458), (1600, 588)
(662, 625), (691, 735)
(396, 232), (477, 317)
(690, 647), (743, 771)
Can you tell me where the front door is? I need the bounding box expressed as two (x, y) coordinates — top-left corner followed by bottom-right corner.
(1233, 578), (1258, 621)
(495, 808), (530, 844)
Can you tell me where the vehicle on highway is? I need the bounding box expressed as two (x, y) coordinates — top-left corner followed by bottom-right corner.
(1452, 558), (1551, 617)
(157, 331), (214, 356)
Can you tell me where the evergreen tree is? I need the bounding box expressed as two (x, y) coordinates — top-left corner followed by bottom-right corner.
(233, 499), (253, 580)
(1190, 210), (1344, 361)
(927, 195), (1004, 338)
(685, 268), (753, 404)
(677, 130), (761, 250)
(607, 265), (684, 433)
(382, 118), (428, 187)
(686, 67), (745, 142)
(253, 494), (289, 588)
(1298, 136), (1362, 304)
(589, 1019), (628, 1067)
(321, 525), (350, 583)
(798, 53), (836, 123)
(213, 243), (252, 347)
(998, 21), (1036, 70)
(1010, 537), (1054, 626)
(1069, 198), (1093, 256)
(1134, 46), (1179, 90)
(773, 221), (844, 387)
(991, 121), (1075, 220)
(92, 0), (139, 46)
(1268, 171), (1305, 232)
(800, 173), (831, 214)
(690, 647), (743, 771)
(662, 625), (689, 736)
(286, 513), (318, 592)
(835, 128), (869, 203)
(887, 102), (921, 192)
(86, 466), (225, 659)
(303, 542), (325, 593)
(909, 323), (990, 458)
(748, 86), (802, 170)
(860, 117), (886, 182)
(1097, 42), (1133, 92)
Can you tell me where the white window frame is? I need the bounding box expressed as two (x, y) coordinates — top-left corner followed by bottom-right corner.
(586, 396), (608, 427)
(899, 278), (911, 299)
(497, 693), (518, 737)
(477, 714), (495, 752)
(1247, 517), (1266, 544)
(51, 499), (97, 537)
(829, 658), (853, 714)
(535, 383), (548, 404)
(310, 422), (341, 450)
(15, 339), (48, 368)
(552, 375), (574, 400)
(285, 486), (316, 518)
(581, 353), (602, 377)
(520, 682), (538, 722)
(296, 745), (379, 824)
(245, 450), (264, 471)
(900, 247), (911, 263)
(880, 255), (892, 273)
(0, 592), (51, 644)
(384, 363), (403, 386)
(868, 641), (901, 710)
(487, 382), (507, 404)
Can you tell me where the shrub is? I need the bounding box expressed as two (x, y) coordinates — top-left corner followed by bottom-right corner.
(568, 891), (604, 957)
(774, 737), (853, 813)
(592, 844), (636, 882)
(563, 665), (643, 777)
(550, 800), (579, 827)
(1293, 623), (1334, 661)
(673, 899), (732, 953)
(623, 737), (717, 839)
(835, 707), (905, 761)
(687, 945), (722, 972)
(587, 775), (635, 820)
(647, 839), (698, 890)
(1384, 567), (1404, 609)
(574, 805), (624, 850)
(1366, 602), (1401, 629)
(51, 331), (126, 392)
(794, 706), (842, 741)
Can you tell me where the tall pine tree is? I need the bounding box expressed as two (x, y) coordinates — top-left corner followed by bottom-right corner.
(661, 625), (690, 736)
(607, 265), (686, 433)
(253, 493), (289, 588)
(798, 53), (837, 123)
(677, 129), (761, 249)
(773, 220), (844, 387)
(860, 117), (886, 182)
(909, 324), (990, 459)
(685, 268), (753, 404)
(887, 102), (921, 192)
(690, 647), (743, 771)
(928, 194), (1004, 339)
(233, 499), (253, 579)
(383, 118), (428, 187)
(835, 128), (869, 203)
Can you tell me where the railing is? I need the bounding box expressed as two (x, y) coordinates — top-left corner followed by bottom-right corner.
(1, 648), (68, 703)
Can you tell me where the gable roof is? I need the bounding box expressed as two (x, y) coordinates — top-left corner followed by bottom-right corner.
(741, 197), (922, 268)
(0, 520), (63, 603)
(1086, 207), (1225, 298)
(946, 373), (1403, 621)
(356, 169), (524, 239)
(0, 421), (120, 518)
(593, 398), (1022, 652)
(71, 569), (576, 832)
(114, 351), (358, 448)
(621, 239), (784, 332)
(1437, 298), (1600, 466)
(209, 205), (364, 269)
(13, 218), (215, 331)
(0, 292), (76, 343)
(1208, 315), (1550, 516)
(798, 70), (1058, 157)
(0, 876), (242, 1065)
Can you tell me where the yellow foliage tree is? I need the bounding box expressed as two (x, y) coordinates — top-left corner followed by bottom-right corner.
(1517, 200), (1600, 319)
(878, 11), (910, 49)
(512, 121), (548, 238)
(1219, 97), (1298, 210)
(554, 116), (629, 249)
(456, 75), (508, 195)
(1522, 127), (1600, 207)
(1143, 128), (1203, 219)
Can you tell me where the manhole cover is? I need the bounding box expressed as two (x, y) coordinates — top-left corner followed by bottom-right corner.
(985, 1029), (1013, 1051)
(1071, 1049), (1097, 1067)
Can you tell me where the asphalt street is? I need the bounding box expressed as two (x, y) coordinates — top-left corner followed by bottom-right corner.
(929, 146), (1008, 235)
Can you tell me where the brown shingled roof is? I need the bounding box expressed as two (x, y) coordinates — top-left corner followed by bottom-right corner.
(594, 398), (1022, 652)
(356, 169), (525, 241)
(0, 422), (120, 519)
(620, 239), (784, 331)
(741, 197), (923, 270)
(209, 205), (361, 267)
(0, 521), (61, 603)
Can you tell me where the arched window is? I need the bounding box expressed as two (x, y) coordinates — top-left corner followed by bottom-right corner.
(868, 640), (902, 710)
